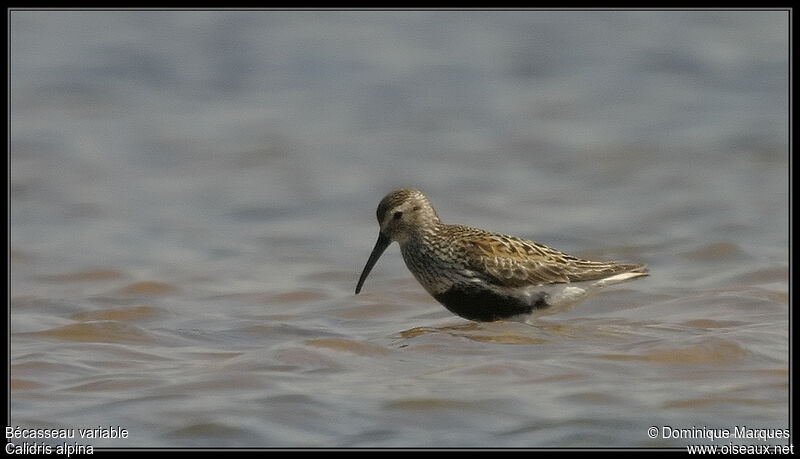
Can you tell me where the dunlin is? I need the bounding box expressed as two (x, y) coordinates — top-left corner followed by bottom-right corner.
(355, 189), (648, 322)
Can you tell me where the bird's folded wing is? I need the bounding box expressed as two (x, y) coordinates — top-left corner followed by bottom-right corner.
(457, 229), (645, 288)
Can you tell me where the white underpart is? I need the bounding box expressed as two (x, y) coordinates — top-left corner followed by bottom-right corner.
(512, 271), (648, 323)
(518, 284), (589, 322)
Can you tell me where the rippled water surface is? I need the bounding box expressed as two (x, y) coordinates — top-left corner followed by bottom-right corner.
(10, 10), (788, 448)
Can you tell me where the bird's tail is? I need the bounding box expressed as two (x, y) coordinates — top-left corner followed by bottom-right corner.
(591, 266), (649, 288)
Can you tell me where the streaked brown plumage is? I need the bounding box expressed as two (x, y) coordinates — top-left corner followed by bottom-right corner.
(355, 188), (648, 322)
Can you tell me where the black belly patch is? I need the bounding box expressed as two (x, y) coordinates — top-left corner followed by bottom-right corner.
(433, 286), (548, 322)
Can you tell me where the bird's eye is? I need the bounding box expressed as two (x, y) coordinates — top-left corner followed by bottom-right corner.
(393, 211), (403, 220)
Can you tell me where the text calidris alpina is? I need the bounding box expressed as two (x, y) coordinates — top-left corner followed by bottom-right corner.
(355, 189), (648, 322)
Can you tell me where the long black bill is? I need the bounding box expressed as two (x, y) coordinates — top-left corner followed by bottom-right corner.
(355, 232), (392, 294)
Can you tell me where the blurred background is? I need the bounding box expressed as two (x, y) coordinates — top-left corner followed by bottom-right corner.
(10, 10), (788, 447)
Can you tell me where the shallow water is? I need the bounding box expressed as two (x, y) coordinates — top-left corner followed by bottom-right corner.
(10, 10), (789, 448)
